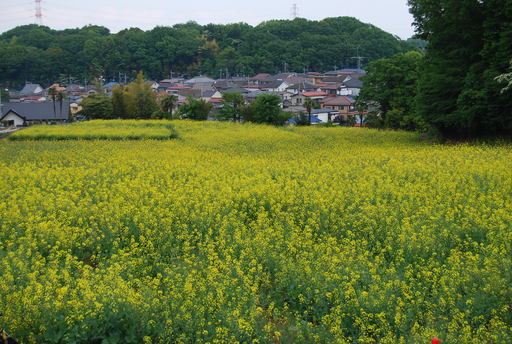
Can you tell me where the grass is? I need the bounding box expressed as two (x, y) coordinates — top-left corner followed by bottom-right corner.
(8, 120), (178, 141)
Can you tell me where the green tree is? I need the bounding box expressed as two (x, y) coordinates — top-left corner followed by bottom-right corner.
(112, 85), (127, 118)
(243, 94), (291, 125)
(47, 87), (58, 119)
(57, 90), (65, 119)
(1, 88), (10, 102)
(357, 51), (424, 130)
(160, 94), (178, 118)
(178, 97), (212, 120)
(125, 71), (158, 119)
(408, 0), (512, 137)
(218, 92), (245, 122)
(495, 59), (512, 93)
(81, 93), (113, 119)
(304, 97), (315, 126)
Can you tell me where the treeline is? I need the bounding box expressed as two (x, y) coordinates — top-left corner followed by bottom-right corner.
(358, 0), (512, 139)
(0, 17), (417, 88)
(82, 72), (292, 125)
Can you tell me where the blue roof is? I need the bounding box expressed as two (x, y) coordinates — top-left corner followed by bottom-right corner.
(289, 116), (323, 125)
(340, 68), (365, 72)
(103, 82), (119, 88)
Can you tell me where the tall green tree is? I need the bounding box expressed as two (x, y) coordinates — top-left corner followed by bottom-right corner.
(48, 87), (57, 119)
(57, 90), (65, 119)
(112, 85), (127, 117)
(125, 71), (158, 118)
(304, 97), (315, 126)
(178, 97), (212, 120)
(160, 94), (178, 118)
(243, 94), (291, 125)
(357, 51), (424, 130)
(81, 93), (113, 119)
(408, 0), (512, 137)
(218, 92), (245, 122)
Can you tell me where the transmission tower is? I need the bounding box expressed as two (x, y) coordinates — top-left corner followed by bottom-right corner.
(351, 47), (367, 70)
(291, 4), (299, 19)
(35, 0), (43, 25)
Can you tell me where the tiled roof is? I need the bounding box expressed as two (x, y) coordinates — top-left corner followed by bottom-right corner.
(321, 96), (355, 106)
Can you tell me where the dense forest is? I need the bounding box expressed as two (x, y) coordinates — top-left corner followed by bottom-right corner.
(358, 0), (512, 139)
(0, 17), (417, 87)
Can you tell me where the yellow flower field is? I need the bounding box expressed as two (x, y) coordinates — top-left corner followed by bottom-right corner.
(0, 121), (510, 343)
(8, 120), (177, 141)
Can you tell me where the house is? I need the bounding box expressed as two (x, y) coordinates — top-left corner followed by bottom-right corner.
(264, 80), (290, 93)
(250, 73), (271, 84)
(20, 95), (46, 103)
(321, 96), (357, 121)
(246, 90), (265, 104)
(20, 83), (44, 96)
(317, 83), (345, 96)
(166, 85), (192, 95)
(185, 76), (215, 92)
(202, 90), (223, 102)
(311, 108), (340, 123)
(340, 76), (364, 96)
(286, 82), (319, 95)
(0, 101), (71, 126)
(302, 91), (329, 101)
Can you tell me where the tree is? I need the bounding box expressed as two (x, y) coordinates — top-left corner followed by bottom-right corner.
(48, 86), (57, 119)
(124, 71), (158, 119)
(159, 94), (178, 118)
(57, 90), (65, 119)
(81, 93), (113, 119)
(495, 60), (512, 93)
(178, 97), (212, 120)
(218, 92), (245, 122)
(0, 88), (9, 102)
(408, 0), (512, 138)
(112, 85), (127, 118)
(304, 97), (315, 126)
(357, 51), (424, 130)
(243, 94), (291, 126)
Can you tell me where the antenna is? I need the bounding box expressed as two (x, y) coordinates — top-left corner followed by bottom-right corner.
(291, 4), (299, 19)
(35, 0), (43, 25)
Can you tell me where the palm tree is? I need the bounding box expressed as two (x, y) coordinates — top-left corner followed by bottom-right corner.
(48, 87), (57, 119)
(304, 97), (315, 126)
(160, 95), (178, 118)
(57, 91), (65, 121)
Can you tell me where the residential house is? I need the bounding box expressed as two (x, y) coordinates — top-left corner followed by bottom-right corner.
(0, 101), (71, 126)
(250, 73), (271, 84)
(20, 83), (44, 96)
(185, 76), (215, 92)
(321, 96), (357, 121)
(317, 83), (345, 96)
(286, 82), (319, 95)
(340, 75), (364, 96)
(264, 80), (290, 93)
(166, 85), (192, 96)
(311, 108), (340, 123)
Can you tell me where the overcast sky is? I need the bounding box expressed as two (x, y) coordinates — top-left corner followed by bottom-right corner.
(0, 0), (415, 39)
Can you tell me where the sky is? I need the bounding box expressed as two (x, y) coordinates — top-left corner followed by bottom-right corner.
(0, 0), (416, 39)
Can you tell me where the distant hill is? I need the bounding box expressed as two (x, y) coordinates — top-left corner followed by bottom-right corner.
(0, 17), (418, 87)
